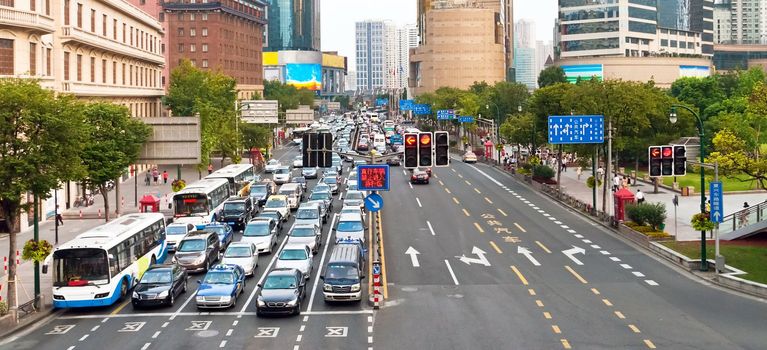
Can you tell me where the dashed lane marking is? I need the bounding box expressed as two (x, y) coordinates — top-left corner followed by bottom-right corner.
(416, 198), (422, 208)
(528, 289), (536, 296)
(565, 266), (588, 284)
(465, 180), (471, 186)
(591, 288), (600, 295)
(141, 343), (151, 350)
(590, 245), (601, 249)
(628, 325), (641, 333)
(427, 221), (436, 236)
(474, 222), (485, 233)
(445, 188), (452, 194)
(474, 188), (481, 194)
(600, 251), (611, 255)
(484, 197), (493, 204)
(90, 326), (99, 332)
(463, 209), (471, 217)
(620, 264), (633, 270)
(602, 299), (613, 307)
(152, 331), (161, 339)
(452, 197), (459, 204)
(439, 180), (444, 186)
(510, 266), (529, 286)
(498, 208), (508, 216)
(644, 340), (656, 349)
(79, 335), (88, 342)
(535, 241), (552, 254)
(552, 325), (561, 334)
(632, 271), (646, 277)
(219, 340), (227, 348)
(535, 300), (544, 307)
(514, 223), (527, 233)
(489, 241), (503, 254)
(645, 280), (659, 286)
(615, 311), (626, 319)
(561, 339), (572, 349)
(543, 312), (552, 319)
(610, 257), (621, 262)
(444, 260), (460, 285)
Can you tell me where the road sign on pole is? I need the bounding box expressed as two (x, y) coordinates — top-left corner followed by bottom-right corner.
(547, 115), (605, 144)
(364, 193), (384, 212)
(458, 116), (474, 123)
(436, 109), (456, 120)
(710, 181), (723, 223)
(399, 100), (414, 111)
(413, 104), (432, 115)
(358, 165), (390, 191)
(390, 134), (403, 145)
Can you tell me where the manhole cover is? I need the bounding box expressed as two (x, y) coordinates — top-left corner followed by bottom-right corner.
(195, 330), (219, 338)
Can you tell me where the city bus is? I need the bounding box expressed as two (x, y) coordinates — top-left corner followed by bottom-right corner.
(292, 127), (312, 144)
(171, 178), (230, 228)
(206, 163), (256, 193)
(45, 213), (167, 308)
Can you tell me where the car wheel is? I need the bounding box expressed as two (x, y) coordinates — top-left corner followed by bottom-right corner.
(205, 259), (210, 272)
(168, 292), (175, 307)
(182, 281), (187, 293)
(118, 278), (128, 301)
(294, 301), (301, 315)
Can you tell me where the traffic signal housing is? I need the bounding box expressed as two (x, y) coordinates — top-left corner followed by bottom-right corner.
(318, 132), (333, 168)
(404, 133), (418, 168)
(434, 131), (449, 167)
(302, 133), (312, 167)
(673, 145), (687, 176)
(648, 146), (661, 177)
(661, 146), (673, 176)
(418, 132), (433, 167)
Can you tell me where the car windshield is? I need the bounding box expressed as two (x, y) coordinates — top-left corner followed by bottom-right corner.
(291, 227), (315, 237)
(346, 192), (364, 200)
(338, 221), (364, 232)
(177, 239), (206, 252)
(275, 168), (290, 174)
(310, 192), (330, 201)
(250, 186), (267, 195)
(265, 199), (286, 208)
(268, 160), (279, 165)
(323, 177), (337, 185)
(203, 271), (234, 284)
(166, 226), (187, 235)
(257, 212), (280, 221)
(244, 223), (271, 236)
(325, 264), (358, 280)
(279, 249), (308, 261)
(263, 275), (297, 289)
(292, 177), (305, 183)
(296, 208), (318, 219)
(225, 246), (252, 258)
(203, 226), (226, 235)
(140, 270), (172, 284)
(223, 203), (245, 213)
(52, 248), (109, 287)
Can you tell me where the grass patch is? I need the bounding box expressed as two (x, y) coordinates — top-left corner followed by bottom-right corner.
(659, 241), (767, 284)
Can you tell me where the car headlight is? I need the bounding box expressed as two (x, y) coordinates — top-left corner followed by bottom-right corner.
(196, 296), (204, 302)
(132, 291), (139, 299)
(323, 284), (332, 292)
(350, 283), (361, 292)
(257, 297), (265, 306)
(158, 290), (169, 298)
(220, 296), (232, 302)
(287, 298), (298, 306)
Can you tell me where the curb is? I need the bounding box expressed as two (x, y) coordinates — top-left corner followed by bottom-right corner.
(0, 307), (61, 343)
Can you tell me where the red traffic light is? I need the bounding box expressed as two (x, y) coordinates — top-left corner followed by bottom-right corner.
(662, 146), (673, 158)
(419, 133), (431, 145)
(405, 135), (417, 146)
(649, 147), (661, 158)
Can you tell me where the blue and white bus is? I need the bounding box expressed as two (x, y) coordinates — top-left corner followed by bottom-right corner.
(206, 163), (256, 194)
(172, 177), (230, 228)
(46, 213), (167, 308)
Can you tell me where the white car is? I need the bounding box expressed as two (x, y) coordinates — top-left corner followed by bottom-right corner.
(293, 156), (304, 168)
(287, 224), (321, 254)
(273, 166), (291, 184)
(241, 219), (279, 253)
(462, 151), (478, 163)
(221, 242), (259, 276)
(165, 223), (196, 252)
(265, 159), (281, 173)
(343, 190), (365, 210)
(275, 244), (313, 280)
(263, 195), (290, 220)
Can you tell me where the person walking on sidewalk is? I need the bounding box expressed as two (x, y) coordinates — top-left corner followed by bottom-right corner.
(613, 174), (622, 191)
(145, 170), (151, 186)
(55, 205), (64, 226)
(152, 167), (159, 185)
(162, 170), (169, 184)
(208, 163), (214, 175)
(636, 190), (645, 203)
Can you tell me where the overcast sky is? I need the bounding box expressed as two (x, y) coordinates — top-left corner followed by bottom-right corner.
(320, 0), (558, 71)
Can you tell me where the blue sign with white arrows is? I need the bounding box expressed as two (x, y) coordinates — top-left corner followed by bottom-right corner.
(399, 99), (414, 111)
(413, 104), (432, 115)
(364, 193), (384, 212)
(547, 115), (605, 144)
(458, 116), (474, 123)
(710, 181), (723, 223)
(390, 134), (403, 145)
(437, 109), (456, 120)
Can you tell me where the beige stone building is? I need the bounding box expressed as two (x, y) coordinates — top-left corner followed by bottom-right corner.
(555, 56), (714, 89)
(409, 7), (506, 95)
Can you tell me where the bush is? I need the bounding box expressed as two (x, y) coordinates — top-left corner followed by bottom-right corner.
(633, 225), (653, 233)
(586, 176), (602, 189)
(22, 239), (53, 263)
(647, 232), (672, 240)
(626, 202), (667, 230)
(532, 165), (555, 180)
(0, 301), (7, 316)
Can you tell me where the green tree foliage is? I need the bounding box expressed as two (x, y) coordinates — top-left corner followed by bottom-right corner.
(80, 102), (151, 221)
(537, 66), (567, 88)
(333, 95), (350, 110)
(263, 80), (316, 112)
(499, 112), (535, 146)
(241, 123), (272, 161)
(669, 76), (725, 118)
(0, 79), (86, 309)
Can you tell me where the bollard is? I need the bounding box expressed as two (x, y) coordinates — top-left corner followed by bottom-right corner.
(98, 209), (102, 218)
(16, 250), (20, 266)
(79, 210), (83, 219)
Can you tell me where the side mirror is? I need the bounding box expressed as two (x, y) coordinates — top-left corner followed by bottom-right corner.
(257, 283), (262, 288)
(319, 275), (324, 280)
(196, 280), (202, 284)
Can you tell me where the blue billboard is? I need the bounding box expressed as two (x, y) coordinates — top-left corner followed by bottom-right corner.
(285, 63), (322, 91)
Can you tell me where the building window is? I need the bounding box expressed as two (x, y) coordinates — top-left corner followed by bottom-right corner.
(102, 14), (107, 36)
(90, 9), (95, 32)
(190, 59), (196, 67)
(122, 63), (125, 84)
(189, 14), (195, 21)
(29, 43), (36, 75)
(661, 39), (668, 46)
(202, 13), (208, 21)
(112, 61), (116, 83)
(189, 44), (196, 52)
(90, 57), (94, 82)
(159, 12), (164, 22)
(45, 0), (49, 15)
(130, 26), (134, 45)
(46, 48), (51, 75)
(190, 28), (196, 37)
(178, 28), (184, 36)
(102, 59), (106, 82)
(30, 0), (35, 12)
(177, 13), (183, 21)
(123, 23), (126, 43)
(202, 59), (208, 68)
(178, 44), (183, 53)
(76, 54), (82, 81)
(63, 52), (70, 80)
(202, 28), (207, 36)
(129, 65), (132, 85)
(202, 43), (208, 52)
(76, 3), (82, 27)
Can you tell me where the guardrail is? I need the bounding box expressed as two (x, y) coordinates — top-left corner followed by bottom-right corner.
(719, 201), (767, 236)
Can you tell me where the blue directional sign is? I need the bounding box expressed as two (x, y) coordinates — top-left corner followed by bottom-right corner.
(376, 98), (389, 106)
(364, 193), (384, 212)
(413, 104), (432, 115)
(399, 99), (414, 111)
(547, 115), (605, 144)
(710, 181), (724, 223)
(436, 109), (456, 120)
(390, 134), (403, 145)
(358, 165), (390, 191)
(458, 116), (474, 123)
(372, 264), (381, 275)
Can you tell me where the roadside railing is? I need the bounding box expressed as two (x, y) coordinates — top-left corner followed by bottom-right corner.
(719, 201), (767, 236)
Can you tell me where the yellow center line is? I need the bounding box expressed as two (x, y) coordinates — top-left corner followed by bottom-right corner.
(474, 188), (481, 194)
(378, 211), (389, 299)
(510, 266), (529, 286)
(438, 180), (445, 186)
(543, 312), (552, 319)
(111, 300), (130, 315)
(561, 339), (572, 349)
(474, 222), (485, 233)
(628, 325), (641, 333)
(602, 299), (613, 307)
(565, 265), (589, 284)
(465, 180), (471, 186)
(498, 208), (508, 216)
(535, 300), (544, 307)
(462, 208), (470, 217)
(484, 197), (493, 204)
(615, 311), (626, 319)
(528, 288), (536, 296)
(514, 222), (527, 232)
(453, 197), (460, 204)
(489, 241), (503, 254)
(445, 188), (452, 194)
(591, 288), (601, 295)
(552, 325), (562, 334)
(535, 241), (552, 254)
(644, 340), (656, 349)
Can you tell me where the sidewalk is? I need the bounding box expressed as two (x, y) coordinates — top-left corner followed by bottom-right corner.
(553, 168), (767, 241)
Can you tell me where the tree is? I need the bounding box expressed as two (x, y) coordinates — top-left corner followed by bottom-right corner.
(80, 102), (152, 222)
(0, 79), (86, 310)
(263, 80), (316, 112)
(669, 76), (725, 118)
(241, 123), (271, 162)
(708, 129), (767, 188)
(537, 66), (567, 88)
(333, 95), (350, 110)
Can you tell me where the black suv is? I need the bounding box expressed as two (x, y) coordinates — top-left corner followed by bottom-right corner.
(132, 264), (188, 308)
(219, 196), (255, 231)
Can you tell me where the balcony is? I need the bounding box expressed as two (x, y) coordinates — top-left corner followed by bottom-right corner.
(60, 26), (165, 65)
(0, 7), (55, 34)
(61, 81), (164, 97)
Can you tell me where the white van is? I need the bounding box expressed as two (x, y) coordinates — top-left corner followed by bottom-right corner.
(373, 134), (386, 151)
(334, 212), (365, 243)
(278, 183), (303, 210)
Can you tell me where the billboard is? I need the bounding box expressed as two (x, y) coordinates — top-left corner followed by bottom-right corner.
(138, 117), (201, 165)
(286, 63), (322, 91)
(679, 65), (710, 78)
(561, 64), (604, 83)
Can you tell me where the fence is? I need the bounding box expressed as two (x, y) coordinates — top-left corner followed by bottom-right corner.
(719, 201), (767, 236)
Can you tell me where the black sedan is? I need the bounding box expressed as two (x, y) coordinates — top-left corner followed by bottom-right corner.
(132, 264), (187, 308)
(410, 169), (430, 184)
(386, 156), (401, 166)
(256, 268), (306, 316)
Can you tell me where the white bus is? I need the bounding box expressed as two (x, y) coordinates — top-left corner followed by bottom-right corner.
(46, 213), (167, 308)
(172, 178), (230, 228)
(206, 163), (256, 193)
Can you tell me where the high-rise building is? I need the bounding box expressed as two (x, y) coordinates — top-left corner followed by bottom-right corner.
(163, 0), (267, 98)
(384, 22), (398, 89)
(514, 47), (536, 89)
(713, 0), (767, 44)
(394, 24), (418, 89)
(355, 20), (391, 93)
(515, 19), (536, 49)
(264, 0), (321, 51)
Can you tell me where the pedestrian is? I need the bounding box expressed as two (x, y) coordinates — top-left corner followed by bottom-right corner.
(162, 170), (169, 184)
(55, 205), (64, 226)
(596, 166), (604, 179)
(576, 166), (583, 180)
(145, 170), (151, 186)
(705, 200), (711, 214)
(636, 190), (645, 203)
(152, 167), (159, 185)
(208, 163), (214, 175)
(613, 174), (622, 191)
(744, 202), (750, 209)
(562, 162), (567, 172)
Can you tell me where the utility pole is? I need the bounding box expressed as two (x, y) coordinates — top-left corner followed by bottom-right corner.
(33, 195), (40, 308)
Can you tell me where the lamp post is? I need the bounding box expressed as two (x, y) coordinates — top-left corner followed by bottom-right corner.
(486, 102), (501, 163)
(670, 105), (708, 271)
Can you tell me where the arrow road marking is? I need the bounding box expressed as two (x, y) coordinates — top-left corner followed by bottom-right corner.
(366, 196), (381, 209)
(405, 246), (420, 267)
(517, 246), (541, 266)
(456, 246), (491, 266)
(562, 246), (585, 266)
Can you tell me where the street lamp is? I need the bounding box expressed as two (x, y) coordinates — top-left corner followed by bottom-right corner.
(669, 105), (707, 271)
(486, 103), (501, 163)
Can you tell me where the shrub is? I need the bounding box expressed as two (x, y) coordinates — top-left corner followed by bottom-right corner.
(171, 179), (187, 192)
(691, 212), (715, 231)
(647, 232), (672, 240)
(626, 202), (667, 230)
(517, 168), (531, 175)
(22, 239), (53, 263)
(586, 176), (602, 189)
(633, 225), (653, 233)
(0, 301), (7, 316)
(532, 165), (555, 180)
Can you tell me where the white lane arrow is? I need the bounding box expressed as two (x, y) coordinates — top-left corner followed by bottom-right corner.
(517, 246), (541, 266)
(405, 246), (420, 267)
(712, 211), (721, 222)
(457, 246), (491, 266)
(366, 197), (381, 209)
(562, 246), (586, 266)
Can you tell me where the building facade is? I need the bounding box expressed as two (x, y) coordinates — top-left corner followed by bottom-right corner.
(555, 56), (713, 88)
(262, 50), (347, 97)
(713, 0), (767, 44)
(395, 24), (418, 89)
(513, 47), (536, 89)
(264, 0), (320, 51)
(355, 20), (389, 93)
(162, 0), (266, 99)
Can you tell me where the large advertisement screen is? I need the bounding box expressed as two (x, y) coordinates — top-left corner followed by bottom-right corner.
(679, 65), (710, 78)
(561, 64), (604, 83)
(286, 63), (322, 91)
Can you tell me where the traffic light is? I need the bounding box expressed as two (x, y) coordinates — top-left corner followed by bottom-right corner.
(302, 133), (312, 167)
(648, 146), (661, 177)
(673, 145), (687, 176)
(434, 131), (450, 167)
(318, 132), (333, 168)
(418, 132), (433, 167)
(404, 133), (418, 168)
(661, 145), (673, 176)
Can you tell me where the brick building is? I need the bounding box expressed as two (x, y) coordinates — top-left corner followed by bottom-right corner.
(162, 0), (266, 98)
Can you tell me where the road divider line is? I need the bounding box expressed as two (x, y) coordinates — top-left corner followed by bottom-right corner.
(615, 311), (626, 319)
(465, 180), (471, 185)
(535, 300), (544, 307)
(111, 299), (130, 315)
(439, 180), (445, 186)
(426, 221), (436, 236)
(462, 208), (470, 217)
(514, 223), (527, 232)
(484, 197), (493, 204)
(528, 288), (536, 295)
(543, 312), (552, 319)
(602, 299), (613, 307)
(452, 197), (459, 204)
(510, 266), (529, 286)
(561, 339), (572, 349)
(565, 265), (588, 284)
(489, 241), (503, 254)
(552, 325), (561, 334)
(628, 324), (641, 333)
(378, 211), (389, 298)
(474, 188), (481, 194)
(644, 340), (656, 349)
(307, 213), (338, 312)
(445, 188), (452, 194)
(457, 174), (463, 178)
(535, 241), (552, 254)
(416, 197), (422, 208)
(591, 288), (600, 295)
(408, 182), (413, 189)
(444, 260), (459, 285)
(498, 208), (507, 216)
(474, 222), (485, 233)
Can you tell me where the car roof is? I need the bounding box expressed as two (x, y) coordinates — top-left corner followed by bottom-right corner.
(227, 242), (254, 249)
(268, 268), (300, 277)
(146, 264), (174, 271)
(209, 264), (241, 272)
(299, 202), (320, 209)
(282, 243), (310, 251)
(248, 218), (273, 224)
(339, 212), (363, 221)
(268, 195), (288, 200)
(184, 230), (215, 239)
(225, 196), (248, 202)
(292, 223), (317, 229)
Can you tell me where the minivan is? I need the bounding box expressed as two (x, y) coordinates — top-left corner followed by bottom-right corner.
(278, 183), (303, 210)
(321, 243), (365, 302)
(335, 212), (365, 243)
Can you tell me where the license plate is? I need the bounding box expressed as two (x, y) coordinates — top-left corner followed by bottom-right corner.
(228, 222), (236, 225)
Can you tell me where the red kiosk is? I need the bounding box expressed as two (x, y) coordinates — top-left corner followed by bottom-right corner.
(613, 188), (636, 221)
(139, 194), (161, 213)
